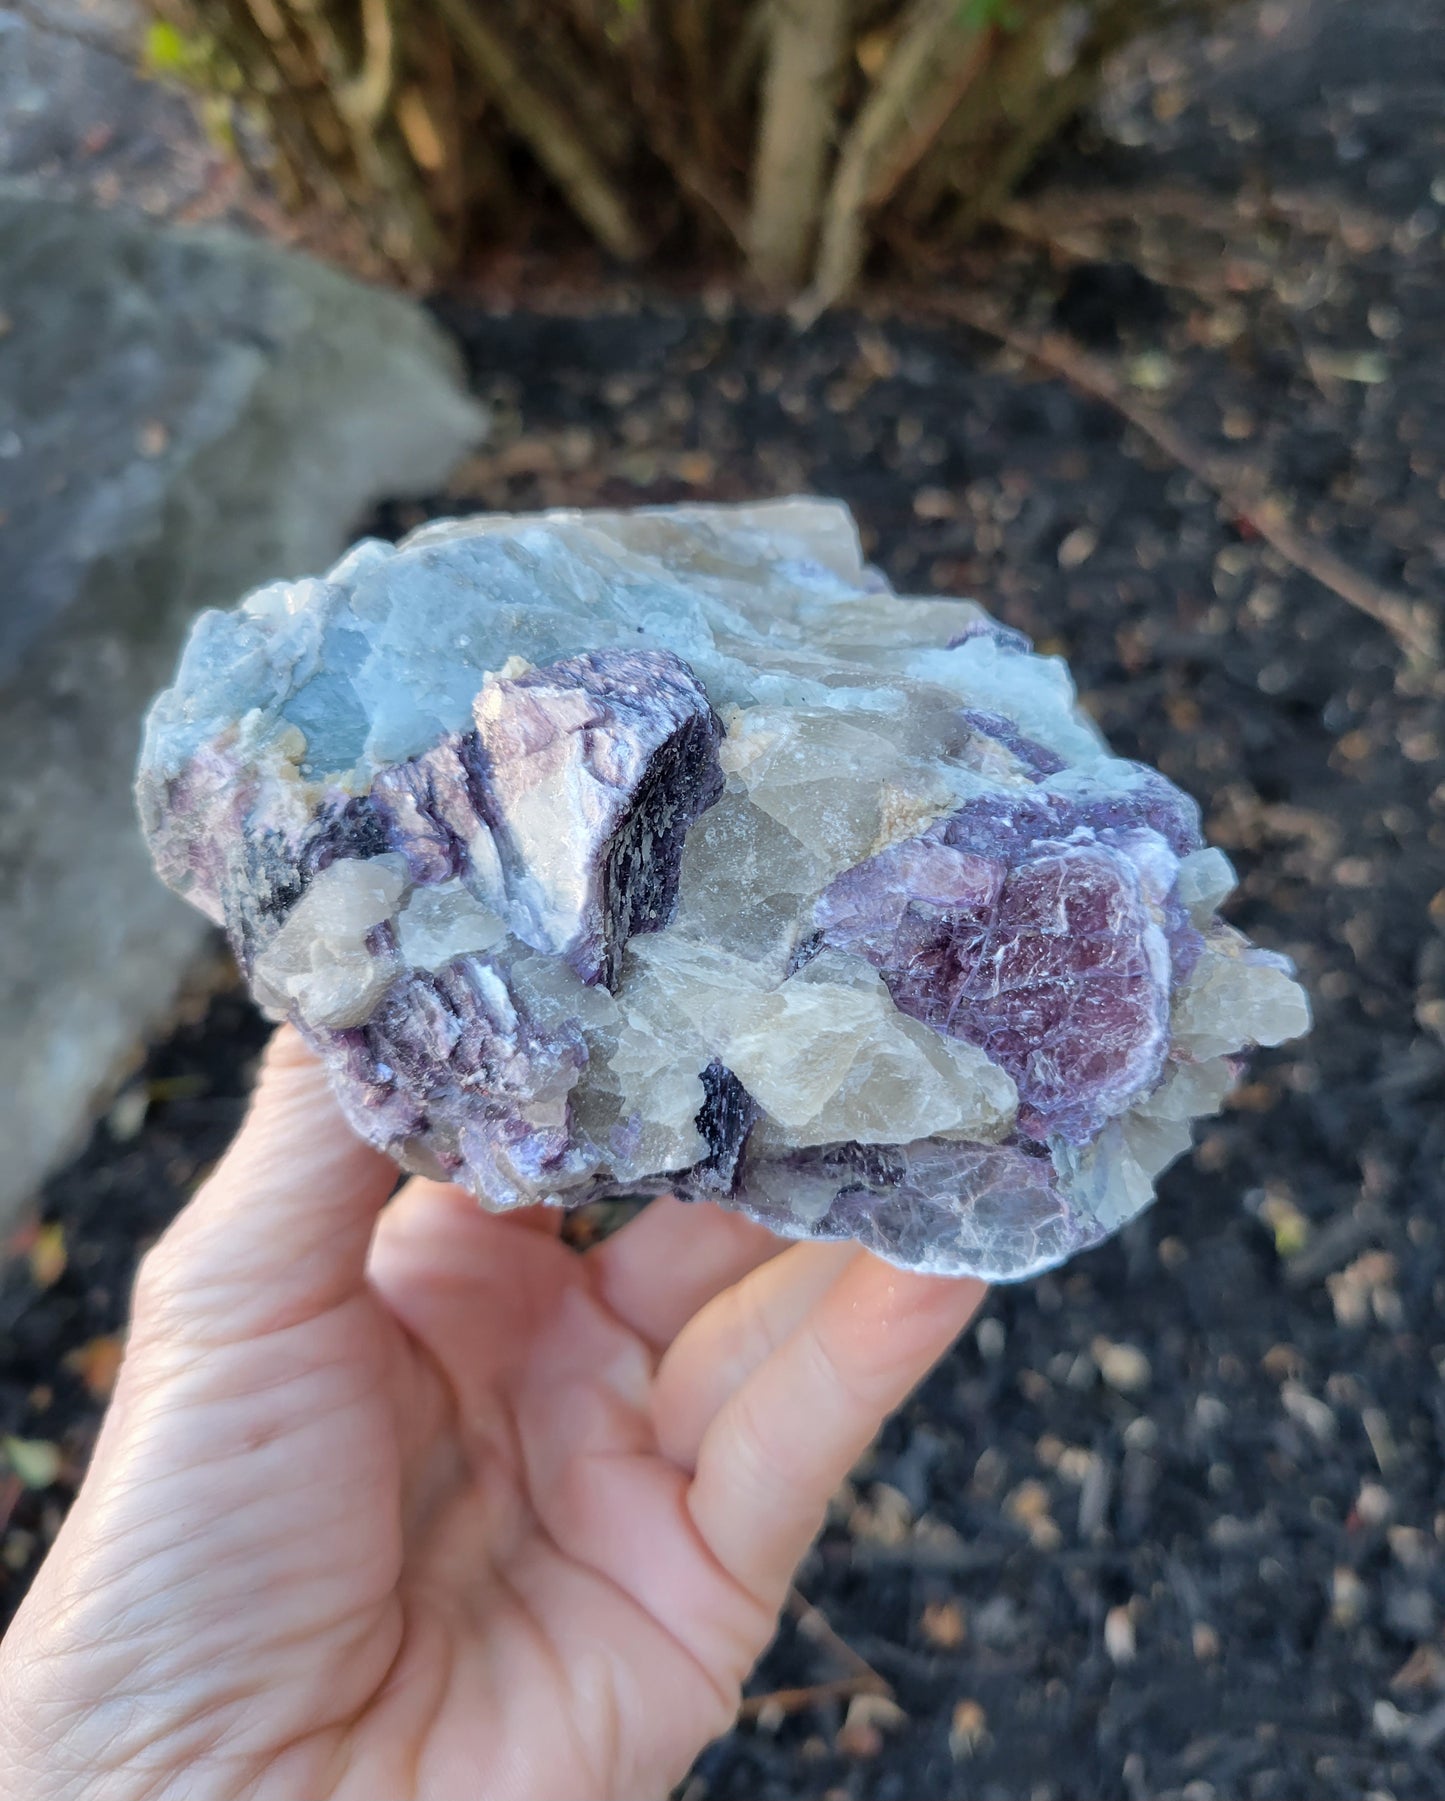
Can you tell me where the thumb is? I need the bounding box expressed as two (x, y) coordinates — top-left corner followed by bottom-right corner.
(133, 1025), (400, 1346)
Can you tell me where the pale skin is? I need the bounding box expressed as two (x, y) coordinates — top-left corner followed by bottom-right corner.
(0, 1028), (985, 1801)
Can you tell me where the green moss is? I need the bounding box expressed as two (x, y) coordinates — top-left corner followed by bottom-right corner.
(959, 0), (1023, 28)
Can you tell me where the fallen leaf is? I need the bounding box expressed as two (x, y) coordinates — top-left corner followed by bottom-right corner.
(66, 1335), (125, 1401)
(1392, 1645), (1445, 1694)
(2, 1437), (62, 1490)
(146, 1073), (208, 1104)
(28, 1222), (66, 1290)
(1126, 351), (1175, 392)
(1260, 1193), (1310, 1257)
(1307, 348), (1389, 385)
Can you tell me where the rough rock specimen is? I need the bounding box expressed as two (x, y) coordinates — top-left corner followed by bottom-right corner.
(137, 500), (1310, 1280)
(0, 188), (485, 1234)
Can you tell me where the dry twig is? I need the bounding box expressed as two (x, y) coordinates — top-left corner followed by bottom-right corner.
(737, 1587), (894, 1720)
(906, 291), (1437, 662)
(737, 1675), (890, 1720)
(787, 1585), (893, 1687)
(998, 181), (1397, 253)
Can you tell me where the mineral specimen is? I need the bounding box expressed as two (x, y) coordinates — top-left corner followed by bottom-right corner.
(137, 500), (1310, 1280)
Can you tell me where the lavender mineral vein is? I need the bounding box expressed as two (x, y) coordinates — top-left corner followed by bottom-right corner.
(137, 499), (1310, 1280)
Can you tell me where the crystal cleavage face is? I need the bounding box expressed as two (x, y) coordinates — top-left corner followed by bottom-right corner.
(136, 500), (1310, 1281)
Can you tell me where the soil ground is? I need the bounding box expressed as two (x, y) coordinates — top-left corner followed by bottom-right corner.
(3, 2), (1445, 1797)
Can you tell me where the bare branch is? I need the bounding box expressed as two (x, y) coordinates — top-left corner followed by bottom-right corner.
(748, 0), (850, 290)
(798, 0), (990, 320)
(432, 0), (647, 261)
(336, 0), (395, 130)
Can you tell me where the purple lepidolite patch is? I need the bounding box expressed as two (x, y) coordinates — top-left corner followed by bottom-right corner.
(812, 763), (1206, 1145)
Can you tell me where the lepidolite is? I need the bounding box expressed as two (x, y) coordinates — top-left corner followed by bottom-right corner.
(137, 499), (1309, 1280)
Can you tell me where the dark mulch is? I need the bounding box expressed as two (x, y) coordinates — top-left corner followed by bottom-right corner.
(4, 2), (1444, 1797)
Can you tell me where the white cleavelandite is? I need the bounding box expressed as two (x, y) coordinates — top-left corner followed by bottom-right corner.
(138, 499), (1311, 1281)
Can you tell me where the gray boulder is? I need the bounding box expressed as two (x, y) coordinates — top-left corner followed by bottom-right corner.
(0, 188), (486, 1227)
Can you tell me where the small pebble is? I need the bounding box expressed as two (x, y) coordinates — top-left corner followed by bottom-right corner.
(1093, 1338), (1152, 1393)
(1355, 1482), (1393, 1528)
(1123, 1416), (1159, 1453)
(1105, 1605), (1137, 1665)
(837, 1692), (905, 1758)
(1281, 1382), (1337, 1443)
(1006, 1478), (1051, 1523)
(1373, 1699), (1411, 1741)
(912, 486), (956, 520)
(850, 1482), (913, 1546)
(1332, 1566), (1368, 1628)
(1057, 525), (1098, 568)
(107, 1087), (150, 1142)
(920, 1599), (967, 1650)
(1005, 1479), (1063, 1551)
(949, 1699), (988, 1758)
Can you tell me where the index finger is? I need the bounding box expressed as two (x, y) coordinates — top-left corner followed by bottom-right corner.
(133, 1026), (400, 1345)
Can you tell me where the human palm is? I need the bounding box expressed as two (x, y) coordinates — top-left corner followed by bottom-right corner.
(0, 1030), (983, 1801)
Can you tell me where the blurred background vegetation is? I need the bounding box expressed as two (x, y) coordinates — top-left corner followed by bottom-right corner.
(141, 0), (1234, 308)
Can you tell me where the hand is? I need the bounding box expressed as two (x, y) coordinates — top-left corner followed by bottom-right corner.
(0, 1028), (984, 1801)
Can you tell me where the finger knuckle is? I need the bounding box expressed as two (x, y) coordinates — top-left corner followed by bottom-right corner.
(801, 1317), (870, 1413)
(130, 1233), (193, 1327)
